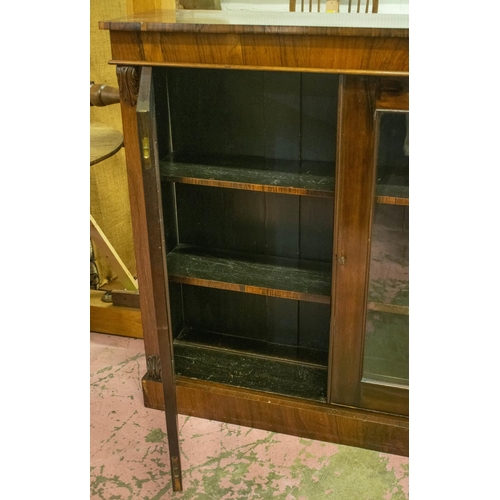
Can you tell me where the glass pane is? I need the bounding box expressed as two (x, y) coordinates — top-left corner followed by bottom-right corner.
(362, 112), (409, 387)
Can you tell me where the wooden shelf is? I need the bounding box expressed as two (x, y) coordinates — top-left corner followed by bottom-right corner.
(367, 278), (409, 315)
(167, 245), (332, 304)
(367, 302), (409, 315)
(173, 331), (328, 401)
(375, 184), (409, 206)
(375, 163), (408, 205)
(160, 154), (334, 197)
(175, 327), (328, 367)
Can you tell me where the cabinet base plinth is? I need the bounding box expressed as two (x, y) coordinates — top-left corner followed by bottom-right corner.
(142, 376), (408, 456)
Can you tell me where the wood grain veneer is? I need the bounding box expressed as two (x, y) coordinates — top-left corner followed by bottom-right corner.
(101, 12), (410, 472)
(100, 11), (408, 76)
(142, 376), (409, 456)
(107, 30), (408, 76)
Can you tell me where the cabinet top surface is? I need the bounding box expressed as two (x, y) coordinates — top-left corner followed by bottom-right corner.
(99, 9), (408, 37)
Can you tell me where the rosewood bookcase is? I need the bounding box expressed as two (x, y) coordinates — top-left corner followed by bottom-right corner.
(101, 10), (409, 491)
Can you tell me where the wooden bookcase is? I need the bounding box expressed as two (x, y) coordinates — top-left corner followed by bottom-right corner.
(101, 10), (409, 491)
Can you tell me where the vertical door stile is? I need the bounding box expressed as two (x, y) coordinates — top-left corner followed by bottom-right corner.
(329, 75), (377, 407)
(136, 66), (183, 492)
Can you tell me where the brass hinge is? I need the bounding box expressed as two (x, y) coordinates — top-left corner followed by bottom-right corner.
(142, 137), (150, 159)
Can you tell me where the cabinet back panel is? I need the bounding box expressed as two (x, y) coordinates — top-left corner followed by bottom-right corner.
(163, 67), (337, 163)
(262, 71), (301, 161)
(300, 196), (334, 262)
(175, 184), (267, 255)
(156, 66), (337, 398)
(181, 285), (330, 351)
(377, 112), (408, 169)
(175, 183), (333, 263)
(183, 285), (268, 342)
(301, 73), (339, 163)
(298, 302), (332, 352)
(167, 68), (268, 158)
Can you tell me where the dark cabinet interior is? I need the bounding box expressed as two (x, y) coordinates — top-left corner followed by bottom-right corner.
(141, 67), (410, 410)
(156, 67), (338, 402)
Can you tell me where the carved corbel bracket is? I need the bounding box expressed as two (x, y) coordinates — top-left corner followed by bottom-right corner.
(116, 66), (141, 106)
(146, 354), (162, 381)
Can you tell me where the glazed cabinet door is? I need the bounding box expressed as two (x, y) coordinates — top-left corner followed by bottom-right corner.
(136, 66), (183, 491)
(330, 75), (409, 416)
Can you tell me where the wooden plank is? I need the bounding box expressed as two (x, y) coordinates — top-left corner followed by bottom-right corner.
(161, 157), (334, 197)
(111, 289), (141, 308)
(167, 245), (332, 304)
(142, 377), (409, 457)
(90, 290), (143, 338)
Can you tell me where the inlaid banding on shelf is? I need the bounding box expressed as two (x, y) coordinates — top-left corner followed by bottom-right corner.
(166, 245), (332, 304)
(160, 155), (409, 203)
(375, 184), (409, 205)
(367, 302), (409, 315)
(160, 155), (335, 197)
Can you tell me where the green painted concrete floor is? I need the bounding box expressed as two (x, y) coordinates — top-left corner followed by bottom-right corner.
(90, 332), (409, 499)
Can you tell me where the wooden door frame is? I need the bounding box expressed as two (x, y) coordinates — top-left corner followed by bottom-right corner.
(136, 66), (183, 491)
(329, 75), (409, 416)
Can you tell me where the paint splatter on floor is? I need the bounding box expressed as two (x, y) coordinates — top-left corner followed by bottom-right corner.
(90, 333), (409, 499)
